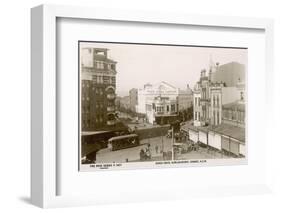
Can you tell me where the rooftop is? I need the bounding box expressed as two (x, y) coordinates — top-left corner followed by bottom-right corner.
(181, 122), (245, 142)
(223, 100), (245, 111)
(210, 123), (245, 143)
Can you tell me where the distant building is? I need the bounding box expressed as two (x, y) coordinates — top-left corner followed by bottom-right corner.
(129, 88), (138, 112)
(222, 82), (246, 128)
(210, 61), (245, 86)
(136, 82), (179, 124)
(119, 96), (130, 110)
(178, 84), (193, 111)
(81, 48), (117, 131)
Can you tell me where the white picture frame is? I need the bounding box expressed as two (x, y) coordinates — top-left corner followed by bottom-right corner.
(31, 4), (274, 208)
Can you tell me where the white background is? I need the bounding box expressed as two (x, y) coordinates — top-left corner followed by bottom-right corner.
(58, 17), (261, 197)
(0, 0), (281, 212)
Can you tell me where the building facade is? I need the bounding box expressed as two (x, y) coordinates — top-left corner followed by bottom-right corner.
(136, 82), (180, 124)
(178, 84), (193, 111)
(193, 61), (245, 127)
(185, 60), (246, 157)
(81, 48), (117, 131)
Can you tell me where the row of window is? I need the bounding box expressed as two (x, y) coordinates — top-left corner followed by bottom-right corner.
(212, 95), (220, 107)
(194, 97), (200, 107)
(156, 106), (164, 113)
(82, 88), (106, 99)
(194, 111), (200, 121)
(95, 61), (115, 70)
(92, 75), (116, 84)
(82, 81), (92, 88)
(146, 104), (176, 113)
(82, 114), (106, 128)
(213, 110), (221, 125)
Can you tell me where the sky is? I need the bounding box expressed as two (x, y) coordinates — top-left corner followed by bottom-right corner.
(80, 42), (247, 97)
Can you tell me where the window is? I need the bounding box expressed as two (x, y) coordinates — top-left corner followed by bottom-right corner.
(110, 77), (116, 84)
(96, 61), (104, 69)
(92, 76), (97, 83)
(171, 104), (175, 112)
(96, 76), (103, 84)
(103, 76), (110, 84)
(231, 110), (236, 120)
(156, 106), (160, 112)
(100, 89), (103, 95)
(167, 105), (169, 112)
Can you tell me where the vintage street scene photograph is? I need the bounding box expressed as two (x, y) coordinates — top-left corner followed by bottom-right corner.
(79, 41), (247, 170)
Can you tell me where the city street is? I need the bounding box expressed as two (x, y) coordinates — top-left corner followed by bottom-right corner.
(96, 135), (173, 163)
(175, 146), (231, 160)
(95, 134), (230, 163)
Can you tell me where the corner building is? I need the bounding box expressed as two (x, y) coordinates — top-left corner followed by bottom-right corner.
(81, 48), (117, 131)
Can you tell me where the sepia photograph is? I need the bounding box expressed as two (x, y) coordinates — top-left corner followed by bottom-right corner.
(79, 41), (247, 171)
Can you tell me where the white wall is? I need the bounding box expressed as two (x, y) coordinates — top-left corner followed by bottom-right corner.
(189, 129), (198, 143)
(240, 144), (246, 156)
(199, 131), (208, 144)
(1, 0), (281, 212)
(208, 131), (222, 150)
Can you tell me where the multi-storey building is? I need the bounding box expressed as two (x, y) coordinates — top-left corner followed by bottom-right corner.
(81, 48), (117, 131)
(183, 62), (246, 157)
(136, 82), (180, 124)
(193, 61), (245, 127)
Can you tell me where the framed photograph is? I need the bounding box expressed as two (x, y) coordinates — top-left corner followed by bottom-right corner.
(31, 4), (274, 208)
